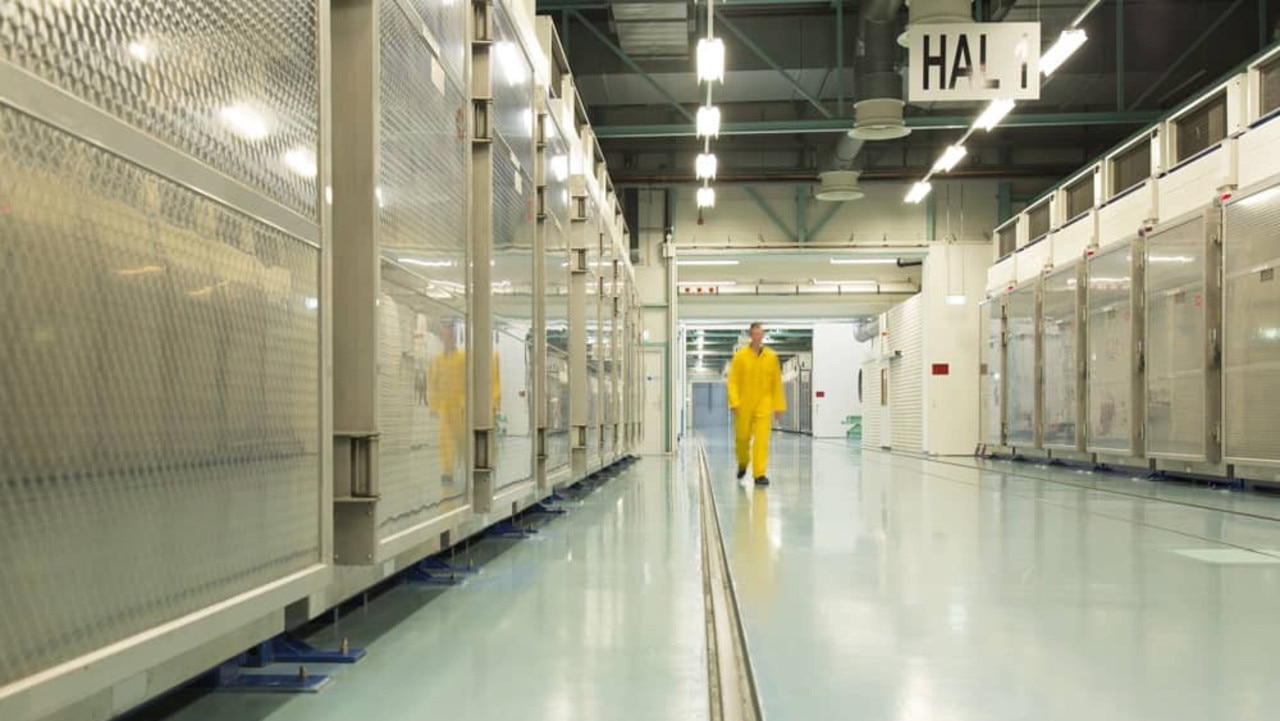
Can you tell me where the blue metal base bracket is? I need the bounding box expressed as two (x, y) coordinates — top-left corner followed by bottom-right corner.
(215, 668), (333, 694)
(245, 635), (365, 668)
(405, 559), (469, 586)
(531, 501), (567, 515)
(487, 520), (538, 539)
(1146, 470), (1168, 481)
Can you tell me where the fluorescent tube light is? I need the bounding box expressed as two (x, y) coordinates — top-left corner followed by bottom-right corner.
(697, 38), (725, 83)
(973, 99), (1016, 132)
(905, 181), (933, 204)
(1039, 29), (1088, 77)
(931, 144), (968, 173)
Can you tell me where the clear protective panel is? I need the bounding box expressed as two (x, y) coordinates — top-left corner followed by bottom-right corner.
(0, 107), (320, 686)
(0, 0), (321, 219)
(404, 0), (467, 87)
(490, 15), (535, 490)
(544, 120), (571, 475)
(1223, 186), (1280, 465)
(1004, 285), (1038, 447)
(1086, 242), (1138, 454)
(1041, 265), (1081, 449)
(377, 0), (471, 531)
(980, 299), (1003, 446)
(1145, 215), (1209, 460)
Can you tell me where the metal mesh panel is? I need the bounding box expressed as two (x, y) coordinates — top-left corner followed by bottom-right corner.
(401, 0), (467, 87)
(980, 300), (1003, 446)
(494, 326), (533, 491)
(0, 108), (320, 686)
(379, 0), (469, 297)
(492, 8), (535, 185)
(1262, 55), (1280, 118)
(1027, 202), (1051, 241)
(546, 346), (571, 472)
(376, 2), (471, 532)
(1, 0), (320, 218)
(375, 274), (469, 534)
(1086, 243), (1138, 454)
(1065, 174), (1095, 218)
(1004, 285), (1038, 447)
(1174, 94), (1227, 163)
(1223, 188), (1280, 464)
(1041, 266), (1080, 448)
(997, 225), (1016, 258)
(1145, 215), (1209, 459)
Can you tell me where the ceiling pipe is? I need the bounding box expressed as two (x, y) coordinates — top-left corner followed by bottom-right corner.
(854, 318), (879, 342)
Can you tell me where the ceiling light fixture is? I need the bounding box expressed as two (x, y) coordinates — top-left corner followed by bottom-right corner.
(697, 38), (725, 83)
(829, 257), (898, 265)
(904, 181), (932, 204)
(931, 144), (968, 173)
(677, 258), (738, 266)
(696, 186), (716, 208)
(695, 153), (718, 180)
(696, 106), (721, 139)
(973, 99), (1016, 132)
(1039, 29), (1088, 77)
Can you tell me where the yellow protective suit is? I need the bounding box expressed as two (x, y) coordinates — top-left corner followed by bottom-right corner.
(427, 348), (502, 480)
(727, 345), (786, 479)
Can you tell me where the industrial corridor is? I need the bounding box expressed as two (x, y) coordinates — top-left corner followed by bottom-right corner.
(116, 435), (1280, 721)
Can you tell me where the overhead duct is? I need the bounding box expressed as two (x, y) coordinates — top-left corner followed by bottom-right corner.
(854, 318), (879, 343)
(852, 14), (911, 141)
(815, 170), (865, 201)
(898, 0), (972, 46)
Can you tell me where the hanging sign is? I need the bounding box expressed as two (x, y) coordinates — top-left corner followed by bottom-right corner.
(907, 22), (1041, 102)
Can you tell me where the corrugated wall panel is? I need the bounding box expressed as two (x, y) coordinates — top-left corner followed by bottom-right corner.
(1086, 241), (1141, 455)
(1145, 212), (1215, 461)
(862, 359), (881, 451)
(1005, 283), (1039, 448)
(1223, 184), (1280, 466)
(980, 299), (1004, 446)
(1041, 264), (1082, 449)
(890, 295), (925, 453)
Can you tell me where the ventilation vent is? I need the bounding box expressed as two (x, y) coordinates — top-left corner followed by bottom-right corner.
(815, 170), (865, 201)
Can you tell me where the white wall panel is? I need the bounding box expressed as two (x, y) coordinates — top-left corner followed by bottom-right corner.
(1052, 211), (1097, 267)
(1015, 239), (1053, 284)
(888, 295), (925, 453)
(812, 323), (872, 438)
(1157, 139), (1237, 219)
(862, 358), (882, 451)
(987, 255), (1016, 293)
(1099, 180), (1158, 248)
(1238, 116), (1280, 189)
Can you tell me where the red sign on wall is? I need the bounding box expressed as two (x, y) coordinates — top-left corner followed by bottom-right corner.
(932, 363), (951, 376)
(815, 391), (826, 398)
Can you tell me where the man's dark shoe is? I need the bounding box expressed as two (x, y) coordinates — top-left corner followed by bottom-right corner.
(754, 476), (770, 486)
(736, 466), (747, 480)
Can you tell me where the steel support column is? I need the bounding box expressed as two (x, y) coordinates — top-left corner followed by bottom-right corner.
(743, 186), (798, 242)
(715, 11), (833, 118)
(796, 185), (808, 242)
(594, 111), (1162, 138)
(1116, 0), (1124, 110)
(836, 0), (844, 116)
(569, 10), (696, 123)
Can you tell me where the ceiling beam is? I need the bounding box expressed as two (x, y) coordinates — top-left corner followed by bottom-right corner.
(594, 111), (1162, 138)
(568, 10), (697, 123)
(714, 11), (834, 118)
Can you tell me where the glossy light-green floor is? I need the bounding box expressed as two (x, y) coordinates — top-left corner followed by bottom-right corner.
(704, 431), (1280, 721)
(130, 436), (1280, 721)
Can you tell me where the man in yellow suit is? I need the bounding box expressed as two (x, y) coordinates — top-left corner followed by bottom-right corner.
(727, 322), (785, 486)
(428, 319), (503, 486)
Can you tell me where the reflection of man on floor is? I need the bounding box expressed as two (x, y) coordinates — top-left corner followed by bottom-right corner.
(429, 319), (467, 485)
(733, 488), (775, 606)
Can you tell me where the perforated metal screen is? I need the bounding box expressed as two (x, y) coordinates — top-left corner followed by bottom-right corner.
(1041, 265), (1081, 449)
(0, 108), (321, 686)
(1086, 242), (1139, 455)
(1223, 185), (1280, 466)
(1145, 214), (1212, 460)
(1004, 284), (1038, 447)
(0, 0), (321, 219)
(376, 0), (471, 532)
